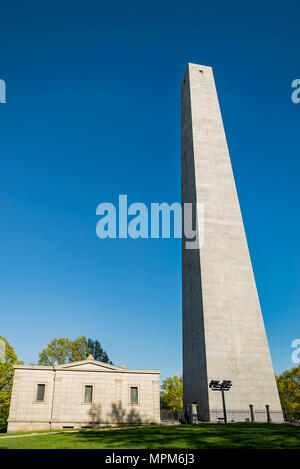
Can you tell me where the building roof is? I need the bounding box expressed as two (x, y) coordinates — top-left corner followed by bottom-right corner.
(13, 356), (161, 374)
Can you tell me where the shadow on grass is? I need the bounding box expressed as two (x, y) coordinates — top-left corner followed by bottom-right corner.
(75, 423), (300, 449)
(0, 424), (299, 449)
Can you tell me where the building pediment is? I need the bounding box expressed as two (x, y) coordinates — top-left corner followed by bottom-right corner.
(13, 358), (160, 374)
(57, 360), (120, 372)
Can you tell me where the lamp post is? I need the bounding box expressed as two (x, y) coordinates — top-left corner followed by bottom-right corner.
(209, 380), (232, 423)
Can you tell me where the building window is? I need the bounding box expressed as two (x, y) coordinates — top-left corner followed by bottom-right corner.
(84, 385), (93, 403)
(36, 384), (46, 402)
(130, 386), (139, 405)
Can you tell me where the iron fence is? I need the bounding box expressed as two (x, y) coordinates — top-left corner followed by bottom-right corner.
(209, 408), (284, 423)
(282, 409), (300, 423)
(160, 408), (299, 424)
(160, 409), (184, 422)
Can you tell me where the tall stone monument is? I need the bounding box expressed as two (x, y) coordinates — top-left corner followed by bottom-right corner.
(181, 63), (282, 421)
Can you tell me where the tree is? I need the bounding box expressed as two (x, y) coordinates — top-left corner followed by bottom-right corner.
(38, 336), (112, 365)
(86, 338), (112, 364)
(160, 375), (183, 411)
(0, 337), (23, 430)
(69, 336), (90, 363)
(276, 365), (300, 412)
(38, 337), (73, 365)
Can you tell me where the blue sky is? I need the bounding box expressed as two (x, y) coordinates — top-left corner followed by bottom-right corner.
(0, 0), (299, 380)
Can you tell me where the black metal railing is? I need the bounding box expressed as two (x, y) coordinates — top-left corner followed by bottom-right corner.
(160, 409), (184, 421)
(160, 407), (299, 424)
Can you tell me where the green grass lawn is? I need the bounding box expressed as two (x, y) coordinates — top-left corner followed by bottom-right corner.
(0, 423), (299, 449)
(0, 426), (114, 437)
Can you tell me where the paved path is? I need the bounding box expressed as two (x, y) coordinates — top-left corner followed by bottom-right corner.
(0, 426), (136, 439)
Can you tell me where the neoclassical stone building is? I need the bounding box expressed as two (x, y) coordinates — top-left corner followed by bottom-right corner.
(7, 356), (161, 432)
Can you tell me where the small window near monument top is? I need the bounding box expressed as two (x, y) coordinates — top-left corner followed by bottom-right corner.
(84, 385), (93, 403)
(130, 386), (138, 404)
(36, 384), (46, 402)
(199, 69), (203, 74)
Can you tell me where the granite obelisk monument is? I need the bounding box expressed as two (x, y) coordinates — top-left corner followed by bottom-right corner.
(181, 63), (282, 421)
